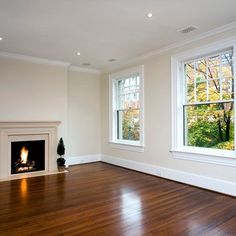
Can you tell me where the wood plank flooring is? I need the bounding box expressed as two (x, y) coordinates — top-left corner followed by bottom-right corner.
(0, 162), (235, 236)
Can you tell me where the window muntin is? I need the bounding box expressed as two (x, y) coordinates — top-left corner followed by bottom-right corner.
(184, 50), (234, 150)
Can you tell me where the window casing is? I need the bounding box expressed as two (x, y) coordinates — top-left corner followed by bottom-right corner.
(109, 66), (144, 149)
(171, 38), (236, 166)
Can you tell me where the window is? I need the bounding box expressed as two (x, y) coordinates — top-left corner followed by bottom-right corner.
(184, 50), (234, 150)
(109, 66), (144, 150)
(171, 39), (236, 166)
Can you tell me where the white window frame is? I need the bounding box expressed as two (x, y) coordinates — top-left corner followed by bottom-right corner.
(109, 65), (144, 152)
(171, 37), (236, 167)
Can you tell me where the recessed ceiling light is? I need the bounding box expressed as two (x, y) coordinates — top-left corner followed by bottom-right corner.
(146, 13), (153, 18)
(0, 37), (3, 41)
(76, 52), (81, 56)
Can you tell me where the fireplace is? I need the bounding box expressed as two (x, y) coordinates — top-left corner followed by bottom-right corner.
(0, 121), (60, 180)
(11, 140), (45, 174)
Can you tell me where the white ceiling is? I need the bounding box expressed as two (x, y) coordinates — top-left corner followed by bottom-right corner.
(0, 0), (236, 71)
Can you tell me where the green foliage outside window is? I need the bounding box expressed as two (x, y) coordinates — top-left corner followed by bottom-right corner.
(120, 109), (140, 141)
(184, 51), (234, 150)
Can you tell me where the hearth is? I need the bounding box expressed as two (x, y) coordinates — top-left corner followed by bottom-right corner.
(11, 140), (45, 174)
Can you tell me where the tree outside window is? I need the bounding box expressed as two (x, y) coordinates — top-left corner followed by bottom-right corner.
(184, 50), (234, 150)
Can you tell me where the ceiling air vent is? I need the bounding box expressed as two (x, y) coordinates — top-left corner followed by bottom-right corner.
(178, 25), (198, 34)
(82, 63), (91, 66)
(108, 58), (117, 62)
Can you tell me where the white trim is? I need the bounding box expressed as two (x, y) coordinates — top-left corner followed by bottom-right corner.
(0, 21), (235, 73)
(109, 142), (144, 152)
(101, 154), (160, 176)
(0, 169), (68, 182)
(172, 37), (236, 62)
(101, 154), (236, 197)
(171, 149), (236, 167)
(0, 51), (70, 67)
(0, 51), (102, 74)
(66, 154), (101, 166)
(109, 65), (144, 149)
(171, 36), (236, 165)
(103, 21), (236, 73)
(68, 65), (101, 75)
(0, 121), (61, 128)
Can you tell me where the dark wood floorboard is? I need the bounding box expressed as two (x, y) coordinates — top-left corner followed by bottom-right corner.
(0, 162), (235, 236)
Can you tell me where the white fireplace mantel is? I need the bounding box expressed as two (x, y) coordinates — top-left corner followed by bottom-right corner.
(0, 121), (61, 180)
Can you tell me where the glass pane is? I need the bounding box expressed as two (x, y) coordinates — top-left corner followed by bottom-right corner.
(118, 95), (124, 109)
(185, 63), (194, 84)
(208, 79), (220, 101)
(117, 76), (140, 110)
(137, 76), (140, 86)
(208, 66), (220, 80)
(222, 78), (233, 100)
(187, 83), (194, 103)
(118, 80), (124, 94)
(196, 59), (207, 75)
(117, 109), (140, 141)
(222, 64), (233, 78)
(221, 52), (233, 65)
(196, 82), (207, 102)
(185, 63), (195, 103)
(208, 55), (220, 67)
(184, 102), (234, 150)
(196, 59), (207, 82)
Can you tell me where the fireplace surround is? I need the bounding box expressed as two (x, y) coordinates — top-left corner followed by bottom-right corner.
(0, 121), (60, 180)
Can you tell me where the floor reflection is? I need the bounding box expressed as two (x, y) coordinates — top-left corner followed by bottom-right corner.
(121, 188), (143, 226)
(20, 178), (28, 200)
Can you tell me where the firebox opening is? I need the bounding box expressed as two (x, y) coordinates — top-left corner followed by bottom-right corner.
(11, 140), (45, 174)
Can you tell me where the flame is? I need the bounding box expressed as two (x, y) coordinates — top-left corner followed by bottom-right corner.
(20, 146), (29, 164)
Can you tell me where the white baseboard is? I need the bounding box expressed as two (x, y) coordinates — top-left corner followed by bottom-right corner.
(66, 154), (101, 166)
(101, 154), (236, 197)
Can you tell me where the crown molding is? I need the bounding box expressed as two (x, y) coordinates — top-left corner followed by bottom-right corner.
(0, 21), (235, 74)
(102, 21), (236, 73)
(0, 51), (102, 74)
(0, 51), (70, 67)
(68, 65), (101, 75)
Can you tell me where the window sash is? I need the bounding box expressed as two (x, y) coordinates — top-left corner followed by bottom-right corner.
(184, 49), (233, 106)
(116, 75), (140, 110)
(183, 73), (234, 151)
(116, 108), (140, 141)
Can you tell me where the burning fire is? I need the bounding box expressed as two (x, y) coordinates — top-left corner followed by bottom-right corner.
(20, 146), (29, 164)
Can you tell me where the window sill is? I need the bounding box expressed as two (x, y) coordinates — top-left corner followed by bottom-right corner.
(171, 147), (236, 167)
(109, 141), (144, 152)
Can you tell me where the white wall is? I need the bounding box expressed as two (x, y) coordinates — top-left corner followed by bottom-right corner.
(101, 28), (236, 183)
(67, 69), (101, 157)
(0, 58), (68, 139)
(0, 57), (101, 160)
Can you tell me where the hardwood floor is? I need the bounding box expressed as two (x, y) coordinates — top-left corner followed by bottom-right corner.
(0, 162), (235, 236)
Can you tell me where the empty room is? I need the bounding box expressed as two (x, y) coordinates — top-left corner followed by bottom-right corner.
(0, 0), (236, 235)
